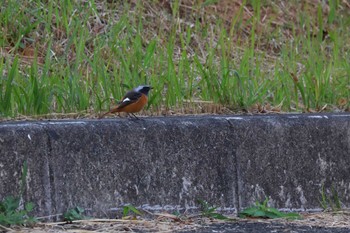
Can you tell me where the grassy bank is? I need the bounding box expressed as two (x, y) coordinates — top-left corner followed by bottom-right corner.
(0, 0), (349, 119)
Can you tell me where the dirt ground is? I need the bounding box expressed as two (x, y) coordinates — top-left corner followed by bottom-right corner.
(4, 210), (350, 233)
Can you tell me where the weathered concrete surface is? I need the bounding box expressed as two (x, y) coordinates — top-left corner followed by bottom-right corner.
(44, 118), (236, 218)
(0, 123), (51, 216)
(0, 114), (349, 218)
(225, 115), (350, 211)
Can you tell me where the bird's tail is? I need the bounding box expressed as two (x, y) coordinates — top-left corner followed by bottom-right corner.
(98, 106), (120, 119)
(98, 100), (123, 119)
(98, 111), (110, 119)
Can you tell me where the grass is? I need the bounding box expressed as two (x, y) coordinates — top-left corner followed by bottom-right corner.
(197, 199), (231, 220)
(239, 197), (301, 220)
(122, 204), (142, 219)
(319, 184), (342, 211)
(0, 0), (349, 119)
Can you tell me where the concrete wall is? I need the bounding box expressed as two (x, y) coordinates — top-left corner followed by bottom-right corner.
(0, 114), (349, 218)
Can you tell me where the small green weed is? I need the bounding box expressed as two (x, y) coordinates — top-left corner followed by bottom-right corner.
(0, 161), (36, 227)
(239, 198), (301, 220)
(197, 200), (230, 220)
(319, 184), (342, 211)
(122, 204), (142, 218)
(123, 205), (142, 218)
(0, 196), (36, 227)
(63, 206), (86, 223)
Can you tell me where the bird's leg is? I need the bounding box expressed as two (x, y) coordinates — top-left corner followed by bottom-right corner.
(126, 113), (140, 120)
(131, 113), (140, 120)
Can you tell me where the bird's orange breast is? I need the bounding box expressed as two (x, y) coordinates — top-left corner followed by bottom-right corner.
(116, 94), (148, 113)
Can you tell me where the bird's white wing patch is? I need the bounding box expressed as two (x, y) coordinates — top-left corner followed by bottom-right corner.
(123, 98), (131, 102)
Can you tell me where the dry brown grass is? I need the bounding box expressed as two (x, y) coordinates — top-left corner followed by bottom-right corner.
(9, 210), (350, 232)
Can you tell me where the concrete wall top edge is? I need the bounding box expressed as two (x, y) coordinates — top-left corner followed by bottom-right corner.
(0, 113), (349, 127)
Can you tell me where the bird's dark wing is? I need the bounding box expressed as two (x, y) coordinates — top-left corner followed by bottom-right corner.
(116, 91), (142, 110)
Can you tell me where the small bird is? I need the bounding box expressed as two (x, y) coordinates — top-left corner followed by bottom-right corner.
(99, 85), (152, 119)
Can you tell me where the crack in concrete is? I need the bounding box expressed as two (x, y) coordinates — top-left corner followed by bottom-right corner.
(42, 126), (57, 220)
(226, 119), (240, 213)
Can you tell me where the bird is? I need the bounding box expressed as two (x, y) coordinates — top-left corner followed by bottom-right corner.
(99, 85), (152, 119)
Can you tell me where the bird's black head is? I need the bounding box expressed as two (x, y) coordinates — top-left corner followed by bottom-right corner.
(134, 85), (152, 96)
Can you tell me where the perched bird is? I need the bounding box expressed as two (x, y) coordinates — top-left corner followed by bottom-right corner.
(99, 85), (152, 119)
